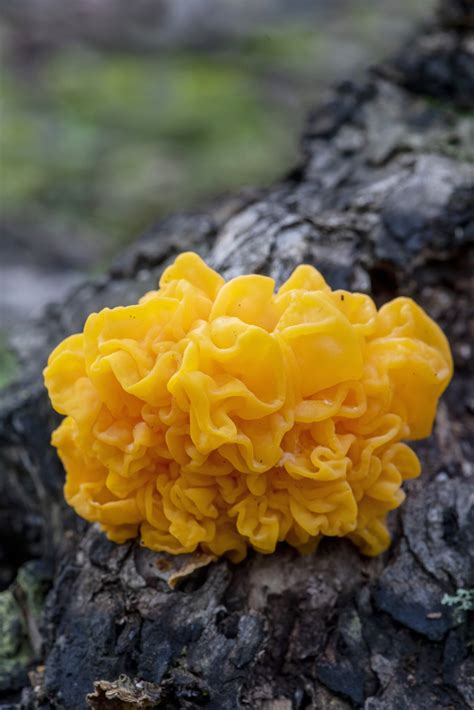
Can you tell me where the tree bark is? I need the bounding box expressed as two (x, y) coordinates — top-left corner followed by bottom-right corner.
(1, 1), (473, 708)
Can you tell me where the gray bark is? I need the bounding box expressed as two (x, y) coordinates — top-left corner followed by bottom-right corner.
(0, 1), (473, 707)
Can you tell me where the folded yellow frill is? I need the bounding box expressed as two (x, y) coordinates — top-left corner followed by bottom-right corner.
(44, 252), (452, 561)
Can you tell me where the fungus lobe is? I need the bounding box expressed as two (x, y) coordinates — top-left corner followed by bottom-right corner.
(44, 252), (452, 561)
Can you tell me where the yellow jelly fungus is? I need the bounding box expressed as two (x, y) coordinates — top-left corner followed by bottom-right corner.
(44, 252), (453, 561)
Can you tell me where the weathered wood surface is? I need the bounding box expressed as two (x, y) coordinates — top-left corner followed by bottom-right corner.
(0, 1), (473, 707)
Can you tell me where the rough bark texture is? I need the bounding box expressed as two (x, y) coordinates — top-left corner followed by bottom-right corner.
(1, 1), (473, 708)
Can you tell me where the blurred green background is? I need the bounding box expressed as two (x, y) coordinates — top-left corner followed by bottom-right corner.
(0, 0), (434, 386)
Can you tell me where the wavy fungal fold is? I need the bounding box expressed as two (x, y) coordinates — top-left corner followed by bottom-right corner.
(44, 252), (452, 560)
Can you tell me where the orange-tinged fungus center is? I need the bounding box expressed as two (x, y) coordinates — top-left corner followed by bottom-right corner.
(44, 252), (453, 561)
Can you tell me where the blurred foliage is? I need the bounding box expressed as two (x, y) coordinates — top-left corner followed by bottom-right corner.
(0, 42), (304, 257)
(0, 1), (432, 262)
(0, 336), (17, 389)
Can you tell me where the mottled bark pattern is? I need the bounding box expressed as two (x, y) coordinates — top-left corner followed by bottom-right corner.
(1, 1), (473, 708)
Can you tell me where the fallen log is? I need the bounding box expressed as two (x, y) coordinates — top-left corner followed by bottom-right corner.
(0, 1), (473, 707)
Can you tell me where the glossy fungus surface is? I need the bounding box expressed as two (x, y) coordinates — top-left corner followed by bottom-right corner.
(44, 252), (452, 560)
